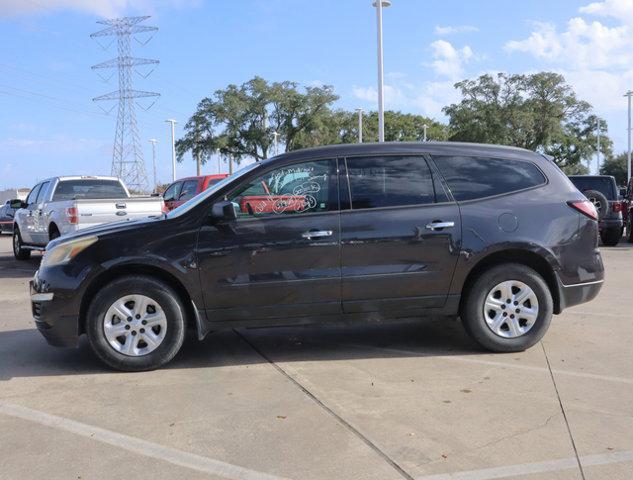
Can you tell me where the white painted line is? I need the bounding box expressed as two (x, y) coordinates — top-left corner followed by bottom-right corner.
(0, 400), (290, 480)
(339, 343), (633, 385)
(416, 450), (633, 480)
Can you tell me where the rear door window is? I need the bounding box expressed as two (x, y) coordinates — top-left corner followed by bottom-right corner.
(36, 181), (50, 204)
(26, 184), (42, 205)
(343, 156), (437, 210)
(433, 156), (546, 201)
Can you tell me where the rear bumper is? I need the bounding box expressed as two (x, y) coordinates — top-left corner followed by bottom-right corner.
(599, 217), (623, 231)
(556, 276), (603, 312)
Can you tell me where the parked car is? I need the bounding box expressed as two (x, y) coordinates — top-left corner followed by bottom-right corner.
(0, 201), (17, 234)
(11, 176), (165, 260)
(622, 177), (633, 243)
(29, 142), (604, 371)
(568, 175), (623, 246)
(162, 174), (228, 211)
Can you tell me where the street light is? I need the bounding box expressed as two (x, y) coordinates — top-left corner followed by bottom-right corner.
(165, 119), (177, 182)
(625, 91), (633, 181)
(596, 119), (601, 174)
(423, 124), (428, 142)
(372, 0), (391, 143)
(148, 139), (158, 191)
(272, 131), (280, 156)
(356, 108), (363, 143)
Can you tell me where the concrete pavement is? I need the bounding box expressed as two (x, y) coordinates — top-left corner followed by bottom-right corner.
(0, 235), (631, 480)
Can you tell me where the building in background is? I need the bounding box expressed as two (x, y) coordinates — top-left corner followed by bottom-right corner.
(0, 188), (30, 204)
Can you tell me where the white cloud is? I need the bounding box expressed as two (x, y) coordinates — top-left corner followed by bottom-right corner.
(429, 40), (474, 78)
(434, 24), (479, 35)
(580, 0), (633, 22)
(0, 0), (199, 18)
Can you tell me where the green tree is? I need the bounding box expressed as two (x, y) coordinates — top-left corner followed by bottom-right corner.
(600, 153), (628, 185)
(176, 77), (338, 165)
(443, 72), (611, 172)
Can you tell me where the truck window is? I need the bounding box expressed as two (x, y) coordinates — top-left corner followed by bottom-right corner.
(568, 177), (616, 200)
(36, 181), (51, 204)
(25, 184), (42, 205)
(178, 180), (199, 201)
(52, 180), (128, 201)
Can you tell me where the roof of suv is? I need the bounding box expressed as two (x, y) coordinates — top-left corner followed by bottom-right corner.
(266, 141), (539, 164)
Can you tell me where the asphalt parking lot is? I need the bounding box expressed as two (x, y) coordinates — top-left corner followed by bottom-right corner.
(0, 235), (631, 480)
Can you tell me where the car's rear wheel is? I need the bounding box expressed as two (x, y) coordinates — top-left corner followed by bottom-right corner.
(601, 227), (621, 247)
(86, 275), (186, 371)
(12, 227), (31, 260)
(461, 263), (553, 352)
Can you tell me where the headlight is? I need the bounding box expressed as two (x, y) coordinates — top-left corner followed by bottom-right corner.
(41, 236), (98, 268)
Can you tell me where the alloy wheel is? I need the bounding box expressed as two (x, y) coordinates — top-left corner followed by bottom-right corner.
(103, 294), (167, 356)
(483, 280), (539, 338)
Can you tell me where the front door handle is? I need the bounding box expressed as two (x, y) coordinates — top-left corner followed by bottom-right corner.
(301, 230), (333, 239)
(425, 221), (455, 231)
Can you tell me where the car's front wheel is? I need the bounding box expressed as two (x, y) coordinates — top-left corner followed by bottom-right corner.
(461, 263), (553, 352)
(86, 275), (186, 371)
(12, 227), (31, 260)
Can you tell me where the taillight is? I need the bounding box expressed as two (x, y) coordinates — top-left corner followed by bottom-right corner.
(161, 203), (169, 214)
(66, 207), (78, 224)
(612, 201), (623, 213)
(568, 200), (598, 220)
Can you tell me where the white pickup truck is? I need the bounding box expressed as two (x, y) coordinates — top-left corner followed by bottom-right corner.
(11, 176), (164, 260)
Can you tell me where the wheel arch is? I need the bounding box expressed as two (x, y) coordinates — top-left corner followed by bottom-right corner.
(79, 264), (200, 335)
(48, 222), (60, 238)
(460, 249), (561, 315)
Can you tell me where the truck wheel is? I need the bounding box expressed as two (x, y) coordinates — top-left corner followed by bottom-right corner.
(49, 226), (60, 241)
(461, 263), (553, 352)
(86, 275), (186, 371)
(12, 227), (31, 260)
(601, 227), (621, 247)
(582, 190), (609, 220)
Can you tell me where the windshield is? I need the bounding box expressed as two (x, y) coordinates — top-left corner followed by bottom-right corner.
(52, 179), (128, 200)
(166, 162), (260, 218)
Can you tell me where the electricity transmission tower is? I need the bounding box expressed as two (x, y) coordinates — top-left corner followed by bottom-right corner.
(91, 16), (160, 192)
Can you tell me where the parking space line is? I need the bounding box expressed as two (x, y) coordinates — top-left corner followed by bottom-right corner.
(415, 449), (633, 480)
(336, 342), (633, 385)
(0, 400), (290, 480)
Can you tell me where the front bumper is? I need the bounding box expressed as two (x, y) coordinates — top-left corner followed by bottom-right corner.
(30, 272), (79, 348)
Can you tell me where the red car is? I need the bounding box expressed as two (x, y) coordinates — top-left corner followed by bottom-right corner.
(162, 174), (228, 211)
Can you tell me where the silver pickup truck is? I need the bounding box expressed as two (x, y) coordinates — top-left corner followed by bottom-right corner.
(11, 176), (164, 259)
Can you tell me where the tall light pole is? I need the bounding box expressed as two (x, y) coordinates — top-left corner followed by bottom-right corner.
(165, 119), (177, 181)
(373, 0), (391, 142)
(356, 108), (363, 143)
(596, 119), (601, 174)
(423, 124), (428, 142)
(273, 131), (280, 156)
(148, 139), (158, 191)
(625, 91), (633, 181)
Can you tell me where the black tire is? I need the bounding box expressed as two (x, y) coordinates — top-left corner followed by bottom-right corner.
(12, 227), (31, 260)
(461, 263), (553, 352)
(601, 227), (621, 247)
(86, 275), (186, 371)
(582, 189), (609, 220)
(49, 226), (60, 241)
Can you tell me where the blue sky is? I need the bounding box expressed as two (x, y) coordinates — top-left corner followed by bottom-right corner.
(1, 0), (632, 188)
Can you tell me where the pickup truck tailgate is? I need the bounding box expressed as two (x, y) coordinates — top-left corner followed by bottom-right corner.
(75, 198), (163, 230)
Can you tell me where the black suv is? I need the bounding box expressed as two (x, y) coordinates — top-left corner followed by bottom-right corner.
(30, 143), (604, 371)
(568, 175), (623, 246)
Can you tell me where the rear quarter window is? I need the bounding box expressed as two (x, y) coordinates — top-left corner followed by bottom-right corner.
(568, 177), (616, 200)
(433, 156), (546, 201)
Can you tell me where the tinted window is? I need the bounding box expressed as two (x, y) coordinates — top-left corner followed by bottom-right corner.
(179, 180), (199, 201)
(163, 182), (182, 202)
(26, 184), (41, 205)
(434, 156), (546, 201)
(229, 160), (335, 218)
(344, 156), (435, 209)
(36, 181), (50, 204)
(568, 177), (616, 201)
(52, 180), (127, 200)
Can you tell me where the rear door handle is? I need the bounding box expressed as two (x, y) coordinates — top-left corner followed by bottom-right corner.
(302, 230), (333, 239)
(425, 221), (455, 231)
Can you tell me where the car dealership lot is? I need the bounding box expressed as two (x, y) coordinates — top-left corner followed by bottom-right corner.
(0, 235), (631, 480)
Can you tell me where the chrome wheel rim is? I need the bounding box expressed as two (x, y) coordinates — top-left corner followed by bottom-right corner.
(483, 280), (539, 338)
(103, 294), (167, 356)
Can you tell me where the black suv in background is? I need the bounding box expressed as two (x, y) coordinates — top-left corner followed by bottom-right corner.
(568, 175), (623, 246)
(30, 143), (604, 371)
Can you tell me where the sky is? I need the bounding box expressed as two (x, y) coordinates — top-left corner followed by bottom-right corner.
(1, 0), (633, 189)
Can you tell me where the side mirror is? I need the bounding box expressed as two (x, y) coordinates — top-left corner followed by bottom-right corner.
(211, 200), (237, 222)
(9, 199), (25, 209)
(619, 187), (627, 198)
